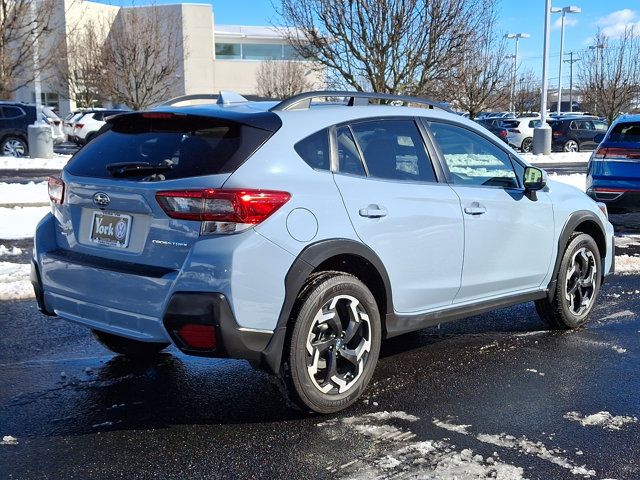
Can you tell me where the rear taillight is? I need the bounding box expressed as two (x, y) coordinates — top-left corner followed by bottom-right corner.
(499, 130), (508, 138)
(178, 324), (216, 350)
(53, 120), (61, 126)
(48, 176), (65, 204)
(75, 123), (84, 129)
(156, 189), (291, 235)
(553, 130), (564, 137)
(593, 147), (607, 159)
(602, 147), (640, 160)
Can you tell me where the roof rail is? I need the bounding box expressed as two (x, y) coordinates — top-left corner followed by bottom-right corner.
(269, 90), (453, 113)
(157, 91), (250, 108)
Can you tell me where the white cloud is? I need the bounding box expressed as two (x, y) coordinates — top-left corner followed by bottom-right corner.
(552, 16), (578, 30)
(596, 9), (640, 38)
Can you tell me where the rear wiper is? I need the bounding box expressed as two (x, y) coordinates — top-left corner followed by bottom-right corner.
(106, 161), (173, 178)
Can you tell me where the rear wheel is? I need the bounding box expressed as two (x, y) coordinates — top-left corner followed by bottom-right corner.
(280, 272), (381, 413)
(521, 137), (533, 153)
(563, 139), (579, 152)
(1, 136), (27, 157)
(535, 233), (601, 329)
(92, 330), (169, 358)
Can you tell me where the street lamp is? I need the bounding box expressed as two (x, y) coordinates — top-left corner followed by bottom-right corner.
(551, 5), (581, 114)
(504, 33), (530, 112)
(533, 0), (552, 154)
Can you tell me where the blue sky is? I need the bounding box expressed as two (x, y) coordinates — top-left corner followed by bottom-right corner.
(101, 0), (640, 83)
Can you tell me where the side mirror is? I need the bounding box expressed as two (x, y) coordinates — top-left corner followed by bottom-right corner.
(523, 166), (547, 191)
(594, 133), (605, 144)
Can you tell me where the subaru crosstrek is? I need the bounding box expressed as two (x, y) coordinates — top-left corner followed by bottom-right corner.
(33, 91), (615, 413)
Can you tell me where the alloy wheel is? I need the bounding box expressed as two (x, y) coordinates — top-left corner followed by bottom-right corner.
(564, 140), (578, 152)
(564, 247), (597, 316)
(2, 138), (26, 157)
(522, 138), (533, 153)
(305, 295), (372, 394)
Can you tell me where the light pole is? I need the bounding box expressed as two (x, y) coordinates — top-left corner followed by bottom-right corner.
(533, 0), (552, 154)
(564, 52), (581, 112)
(589, 43), (605, 115)
(551, 6), (581, 114)
(505, 33), (530, 112)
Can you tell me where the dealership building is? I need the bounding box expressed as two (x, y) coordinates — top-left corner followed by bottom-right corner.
(13, 0), (323, 115)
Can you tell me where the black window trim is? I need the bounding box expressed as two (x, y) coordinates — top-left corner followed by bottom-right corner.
(293, 127), (332, 173)
(421, 118), (526, 192)
(329, 115), (443, 185)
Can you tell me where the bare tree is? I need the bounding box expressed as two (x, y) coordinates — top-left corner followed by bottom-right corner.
(278, 0), (487, 96)
(579, 29), (640, 122)
(52, 19), (107, 108)
(256, 60), (315, 98)
(101, 5), (184, 110)
(0, 0), (58, 97)
(444, 2), (510, 118)
(514, 69), (540, 116)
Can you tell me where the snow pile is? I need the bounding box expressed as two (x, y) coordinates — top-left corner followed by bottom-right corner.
(0, 245), (22, 257)
(548, 173), (586, 192)
(321, 412), (526, 479)
(615, 235), (640, 249)
(616, 254), (640, 275)
(1, 435), (18, 445)
(0, 181), (48, 205)
(522, 152), (591, 164)
(564, 411), (638, 430)
(0, 206), (49, 239)
(433, 419), (596, 477)
(0, 262), (33, 300)
(0, 154), (70, 170)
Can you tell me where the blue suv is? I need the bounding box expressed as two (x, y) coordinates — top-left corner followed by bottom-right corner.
(587, 114), (640, 213)
(33, 91), (615, 413)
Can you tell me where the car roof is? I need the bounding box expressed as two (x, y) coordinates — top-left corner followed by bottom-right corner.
(612, 114), (640, 125)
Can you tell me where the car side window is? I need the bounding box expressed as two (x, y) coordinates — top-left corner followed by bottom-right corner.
(593, 121), (608, 131)
(427, 122), (519, 189)
(569, 121), (577, 130)
(336, 125), (366, 176)
(349, 119), (436, 182)
(294, 129), (330, 171)
(577, 120), (594, 130)
(2, 106), (24, 119)
(528, 120), (537, 129)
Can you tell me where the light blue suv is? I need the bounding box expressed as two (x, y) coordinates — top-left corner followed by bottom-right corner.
(33, 91), (615, 413)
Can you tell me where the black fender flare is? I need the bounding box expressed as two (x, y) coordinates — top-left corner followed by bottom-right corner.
(260, 238), (392, 373)
(547, 209), (607, 301)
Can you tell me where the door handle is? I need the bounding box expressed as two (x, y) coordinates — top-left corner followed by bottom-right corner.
(464, 202), (486, 216)
(359, 204), (388, 218)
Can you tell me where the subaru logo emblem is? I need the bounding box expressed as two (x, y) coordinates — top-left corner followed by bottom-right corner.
(93, 192), (110, 207)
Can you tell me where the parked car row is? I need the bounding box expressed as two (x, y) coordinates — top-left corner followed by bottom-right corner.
(64, 109), (129, 145)
(0, 102), (65, 157)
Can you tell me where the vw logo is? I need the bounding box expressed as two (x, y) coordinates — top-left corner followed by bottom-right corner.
(93, 192), (110, 207)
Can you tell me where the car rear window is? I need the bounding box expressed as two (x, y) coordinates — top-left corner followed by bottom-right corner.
(65, 114), (276, 180)
(609, 122), (640, 142)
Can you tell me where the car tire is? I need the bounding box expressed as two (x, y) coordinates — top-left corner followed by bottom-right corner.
(279, 272), (381, 414)
(535, 233), (601, 329)
(563, 140), (579, 152)
(92, 330), (170, 358)
(521, 137), (533, 153)
(1, 136), (28, 157)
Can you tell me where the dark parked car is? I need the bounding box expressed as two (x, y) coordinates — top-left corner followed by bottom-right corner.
(0, 102), (62, 157)
(587, 115), (640, 213)
(549, 116), (608, 152)
(475, 119), (509, 143)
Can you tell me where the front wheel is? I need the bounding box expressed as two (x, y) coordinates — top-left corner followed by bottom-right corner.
(280, 272), (381, 413)
(92, 330), (170, 358)
(535, 233), (601, 329)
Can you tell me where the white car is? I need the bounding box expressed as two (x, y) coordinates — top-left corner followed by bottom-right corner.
(42, 107), (65, 145)
(63, 111), (86, 140)
(73, 109), (127, 144)
(504, 116), (540, 153)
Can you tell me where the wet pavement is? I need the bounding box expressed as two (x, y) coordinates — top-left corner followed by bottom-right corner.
(1, 270), (639, 479)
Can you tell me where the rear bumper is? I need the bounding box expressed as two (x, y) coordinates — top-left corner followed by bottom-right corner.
(587, 189), (640, 213)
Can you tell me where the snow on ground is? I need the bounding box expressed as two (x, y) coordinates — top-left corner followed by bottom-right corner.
(320, 412), (526, 479)
(564, 411), (638, 431)
(522, 152), (591, 164)
(548, 173), (586, 192)
(433, 419), (596, 477)
(1, 435), (18, 445)
(0, 245), (22, 257)
(616, 254), (640, 275)
(0, 154), (70, 171)
(0, 181), (48, 205)
(0, 206), (50, 239)
(0, 262), (32, 300)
